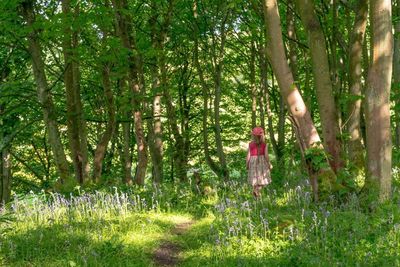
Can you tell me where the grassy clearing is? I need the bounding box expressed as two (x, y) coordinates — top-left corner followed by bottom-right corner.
(1, 169), (400, 266)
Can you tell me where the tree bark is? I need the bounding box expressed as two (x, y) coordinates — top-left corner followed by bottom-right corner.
(394, 0), (400, 148)
(258, 43), (267, 131)
(0, 147), (11, 204)
(365, 0), (393, 202)
(295, 0), (343, 173)
(92, 63), (116, 182)
(61, 0), (89, 184)
(0, 104), (11, 204)
(250, 41), (257, 128)
(21, 1), (72, 188)
(263, 0), (336, 200)
(348, 0), (368, 169)
(112, 0), (148, 185)
(286, 0), (298, 79)
(211, 7), (230, 181)
(146, 0), (173, 184)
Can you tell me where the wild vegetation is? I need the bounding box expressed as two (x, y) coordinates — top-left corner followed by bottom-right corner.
(0, 0), (399, 266)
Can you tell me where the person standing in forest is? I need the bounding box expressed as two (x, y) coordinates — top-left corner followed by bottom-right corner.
(246, 127), (272, 198)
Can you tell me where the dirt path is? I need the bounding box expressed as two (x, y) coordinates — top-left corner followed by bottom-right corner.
(152, 220), (194, 266)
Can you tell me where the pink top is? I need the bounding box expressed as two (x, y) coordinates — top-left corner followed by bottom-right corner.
(249, 142), (266, 156)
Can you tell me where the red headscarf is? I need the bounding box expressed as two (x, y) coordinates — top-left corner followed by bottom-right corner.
(252, 127), (264, 136)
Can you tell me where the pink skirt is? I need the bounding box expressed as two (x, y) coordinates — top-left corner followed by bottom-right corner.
(248, 155), (271, 186)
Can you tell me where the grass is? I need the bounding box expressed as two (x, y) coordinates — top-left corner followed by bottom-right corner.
(1, 167), (400, 266)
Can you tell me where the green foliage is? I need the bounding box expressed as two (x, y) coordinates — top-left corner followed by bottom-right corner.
(304, 145), (330, 172)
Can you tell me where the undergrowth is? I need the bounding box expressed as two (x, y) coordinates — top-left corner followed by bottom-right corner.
(0, 167), (399, 266)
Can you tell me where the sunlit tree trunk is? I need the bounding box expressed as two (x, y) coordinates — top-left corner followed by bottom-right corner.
(21, 1), (72, 187)
(263, 0), (336, 200)
(295, 0), (343, 173)
(348, 0), (368, 169)
(394, 0), (400, 148)
(365, 0), (393, 202)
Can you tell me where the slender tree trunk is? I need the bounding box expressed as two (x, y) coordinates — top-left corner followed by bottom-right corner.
(286, 0), (298, 79)
(263, 0), (336, 200)
(394, 0), (400, 148)
(61, 0), (88, 184)
(116, 79), (133, 184)
(258, 43), (267, 131)
(21, 1), (72, 187)
(348, 0), (368, 169)
(250, 41), (257, 128)
(193, 2), (223, 177)
(147, 1), (171, 184)
(72, 3), (89, 182)
(212, 10), (230, 181)
(0, 104), (11, 204)
(112, 0), (148, 185)
(295, 0), (343, 173)
(365, 0), (393, 202)
(0, 147), (11, 204)
(266, 74), (279, 158)
(178, 71), (191, 179)
(93, 63), (116, 182)
(122, 115), (133, 184)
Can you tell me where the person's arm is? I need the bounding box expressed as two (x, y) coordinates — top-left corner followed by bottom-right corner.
(264, 144), (272, 169)
(246, 147), (250, 169)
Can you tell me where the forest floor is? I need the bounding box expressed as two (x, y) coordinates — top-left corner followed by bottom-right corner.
(152, 219), (194, 266)
(1, 173), (400, 266)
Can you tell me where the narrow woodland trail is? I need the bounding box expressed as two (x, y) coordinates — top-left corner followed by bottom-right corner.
(152, 220), (194, 266)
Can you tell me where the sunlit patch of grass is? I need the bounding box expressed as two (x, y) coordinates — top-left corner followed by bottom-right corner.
(0, 189), (194, 267)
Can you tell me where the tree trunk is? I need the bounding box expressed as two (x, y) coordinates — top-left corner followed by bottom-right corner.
(365, 0), (393, 202)
(250, 41), (257, 128)
(348, 0), (368, 169)
(212, 10), (230, 181)
(295, 0), (343, 173)
(112, 0), (148, 185)
(72, 3), (89, 182)
(115, 79), (133, 184)
(0, 104), (11, 204)
(61, 0), (89, 184)
(92, 64), (116, 182)
(193, 2), (224, 178)
(263, 0), (336, 200)
(258, 43), (267, 131)
(0, 147), (11, 204)
(147, 1), (172, 184)
(21, 1), (72, 188)
(286, 0), (298, 79)
(394, 0), (400, 149)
